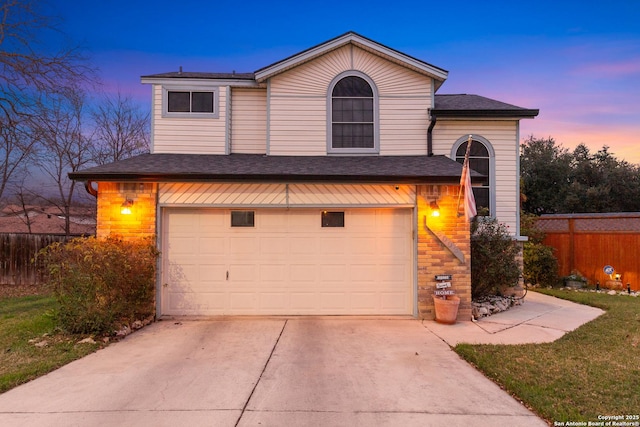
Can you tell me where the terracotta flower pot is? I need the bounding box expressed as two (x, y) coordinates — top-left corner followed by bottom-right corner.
(434, 295), (460, 324)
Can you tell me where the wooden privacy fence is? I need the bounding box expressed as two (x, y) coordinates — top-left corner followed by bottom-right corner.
(0, 234), (83, 285)
(536, 213), (640, 291)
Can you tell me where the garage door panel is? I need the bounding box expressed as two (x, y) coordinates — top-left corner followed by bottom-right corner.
(346, 237), (377, 255)
(229, 264), (257, 282)
(290, 265), (318, 281)
(162, 208), (413, 316)
(230, 237), (258, 255)
(199, 237), (225, 254)
(290, 238), (317, 255)
(290, 293), (318, 310)
(351, 293), (379, 310)
(260, 264), (286, 281)
(378, 237), (410, 256)
(319, 237), (346, 254)
(381, 292), (409, 310)
(168, 291), (226, 313)
(321, 293), (347, 309)
(260, 237), (288, 254)
(350, 265), (378, 282)
(320, 265), (346, 282)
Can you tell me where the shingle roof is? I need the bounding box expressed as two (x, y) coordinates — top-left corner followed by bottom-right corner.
(69, 154), (481, 184)
(433, 94), (538, 118)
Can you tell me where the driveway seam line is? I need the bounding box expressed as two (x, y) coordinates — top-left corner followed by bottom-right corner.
(234, 319), (288, 427)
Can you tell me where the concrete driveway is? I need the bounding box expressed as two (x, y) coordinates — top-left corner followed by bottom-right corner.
(0, 318), (545, 426)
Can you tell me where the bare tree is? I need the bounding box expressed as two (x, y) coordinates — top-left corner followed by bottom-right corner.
(0, 0), (92, 116)
(0, 113), (36, 200)
(10, 179), (40, 233)
(91, 91), (150, 165)
(32, 88), (94, 236)
(0, 0), (94, 203)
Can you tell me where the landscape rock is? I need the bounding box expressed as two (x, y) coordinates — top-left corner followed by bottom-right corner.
(78, 337), (96, 345)
(471, 295), (521, 320)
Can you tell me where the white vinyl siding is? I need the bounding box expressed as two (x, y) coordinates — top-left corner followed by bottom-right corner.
(431, 120), (519, 232)
(231, 88), (267, 154)
(379, 98), (430, 155)
(269, 97), (326, 155)
(151, 84), (227, 154)
(268, 45), (433, 156)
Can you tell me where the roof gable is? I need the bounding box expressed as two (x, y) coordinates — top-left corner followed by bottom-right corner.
(254, 32), (448, 89)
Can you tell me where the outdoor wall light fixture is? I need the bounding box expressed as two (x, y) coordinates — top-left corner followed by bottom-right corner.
(120, 198), (134, 215)
(430, 201), (440, 217)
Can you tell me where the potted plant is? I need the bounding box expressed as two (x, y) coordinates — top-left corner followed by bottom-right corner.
(433, 295), (460, 324)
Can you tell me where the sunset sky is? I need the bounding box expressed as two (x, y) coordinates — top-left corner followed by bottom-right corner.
(49, 0), (640, 163)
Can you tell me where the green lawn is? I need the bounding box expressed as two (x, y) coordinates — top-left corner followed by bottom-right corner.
(0, 294), (103, 394)
(455, 290), (640, 424)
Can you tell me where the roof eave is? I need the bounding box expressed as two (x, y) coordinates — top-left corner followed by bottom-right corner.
(431, 109), (540, 119)
(140, 76), (261, 88)
(69, 172), (466, 185)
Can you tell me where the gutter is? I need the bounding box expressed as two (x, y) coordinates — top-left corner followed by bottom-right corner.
(427, 114), (436, 157)
(84, 181), (98, 198)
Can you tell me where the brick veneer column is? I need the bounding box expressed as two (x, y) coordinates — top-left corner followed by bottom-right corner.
(416, 184), (472, 320)
(96, 182), (157, 240)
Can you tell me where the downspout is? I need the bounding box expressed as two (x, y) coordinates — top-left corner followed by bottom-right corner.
(427, 113), (437, 157)
(84, 181), (98, 198)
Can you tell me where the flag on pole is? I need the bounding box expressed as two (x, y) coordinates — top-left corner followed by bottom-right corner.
(459, 135), (477, 221)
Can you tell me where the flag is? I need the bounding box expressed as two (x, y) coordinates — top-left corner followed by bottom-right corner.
(459, 136), (477, 221)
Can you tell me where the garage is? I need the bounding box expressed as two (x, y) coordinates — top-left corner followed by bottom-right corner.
(160, 208), (414, 316)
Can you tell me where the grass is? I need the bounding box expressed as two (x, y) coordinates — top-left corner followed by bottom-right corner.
(0, 293), (103, 394)
(455, 289), (640, 424)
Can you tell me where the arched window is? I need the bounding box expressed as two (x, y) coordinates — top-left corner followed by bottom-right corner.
(454, 138), (493, 215)
(328, 74), (378, 153)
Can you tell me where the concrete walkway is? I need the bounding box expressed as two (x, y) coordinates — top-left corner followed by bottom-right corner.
(0, 317), (548, 427)
(425, 291), (605, 346)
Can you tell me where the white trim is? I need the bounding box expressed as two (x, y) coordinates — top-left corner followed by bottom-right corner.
(225, 86), (231, 155)
(142, 77), (260, 88)
(266, 79), (271, 155)
(326, 71), (380, 155)
(451, 134), (496, 216)
(161, 86), (220, 119)
(149, 85), (156, 153)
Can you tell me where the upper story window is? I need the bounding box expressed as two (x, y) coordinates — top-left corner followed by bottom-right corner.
(454, 137), (494, 216)
(328, 73), (379, 154)
(163, 87), (219, 118)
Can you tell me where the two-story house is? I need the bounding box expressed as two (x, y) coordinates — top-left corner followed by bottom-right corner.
(71, 32), (538, 320)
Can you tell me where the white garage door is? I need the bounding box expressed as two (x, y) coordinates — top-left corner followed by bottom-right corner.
(161, 208), (413, 315)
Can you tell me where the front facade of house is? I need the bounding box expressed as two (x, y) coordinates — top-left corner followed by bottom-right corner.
(71, 33), (538, 320)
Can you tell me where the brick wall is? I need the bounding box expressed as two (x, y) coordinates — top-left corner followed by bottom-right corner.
(416, 184), (472, 320)
(96, 182), (157, 239)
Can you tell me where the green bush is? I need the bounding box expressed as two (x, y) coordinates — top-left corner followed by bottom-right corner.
(520, 213), (560, 287)
(471, 216), (521, 299)
(523, 242), (559, 287)
(39, 236), (159, 334)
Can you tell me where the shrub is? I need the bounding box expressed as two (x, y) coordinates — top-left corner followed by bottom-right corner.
(471, 216), (521, 299)
(520, 213), (560, 287)
(523, 242), (559, 287)
(40, 236), (159, 334)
